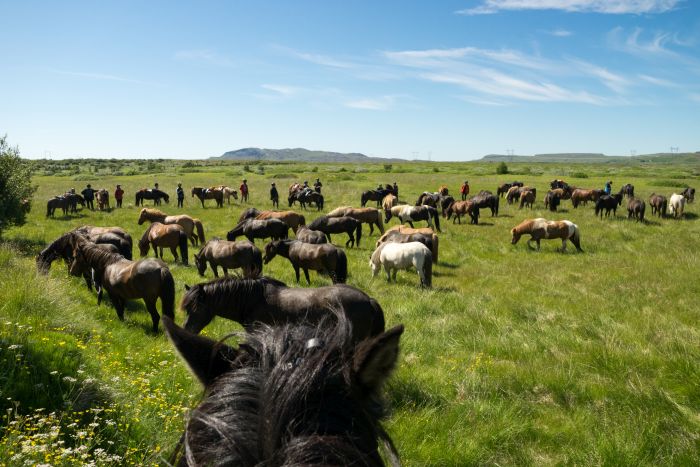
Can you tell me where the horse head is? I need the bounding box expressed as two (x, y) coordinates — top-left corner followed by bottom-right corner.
(263, 240), (280, 264)
(193, 252), (206, 276)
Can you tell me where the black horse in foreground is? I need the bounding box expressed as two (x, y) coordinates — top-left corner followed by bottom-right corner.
(135, 189), (170, 206)
(164, 311), (403, 466)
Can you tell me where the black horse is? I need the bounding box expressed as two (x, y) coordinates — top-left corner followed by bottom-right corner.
(594, 192), (623, 218)
(439, 195), (455, 217)
(471, 191), (499, 216)
(135, 189), (169, 206)
(289, 190), (324, 210)
(226, 218), (289, 243)
(361, 189), (391, 207)
(263, 239), (347, 284)
(164, 312), (403, 466)
(682, 187), (695, 203)
(415, 192), (440, 208)
(308, 215), (362, 248)
(544, 191), (561, 212)
(179, 276), (385, 340)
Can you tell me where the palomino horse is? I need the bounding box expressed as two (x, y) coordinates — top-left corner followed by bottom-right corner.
(308, 215), (362, 248)
(96, 189), (110, 210)
(164, 313), (402, 466)
(138, 222), (189, 264)
(370, 241), (432, 287)
(137, 208), (205, 246)
(327, 206), (385, 235)
(378, 225), (438, 263)
(387, 205), (441, 232)
(649, 193), (667, 218)
(511, 218), (583, 252)
(627, 198), (645, 222)
(70, 239), (175, 332)
(194, 239), (261, 278)
(669, 193), (686, 218)
(445, 200), (479, 224)
(295, 225), (327, 244)
(226, 218), (289, 243)
(382, 193), (398, 222)
(594, 193), (623, 218)
(264, 239), (347, 284)
(135, 189), (169, 206)
(571, 188), (603, 208)
(471, 191), (499, 216)
(179, 276), (385, 340)
(238, 208), (306, 233)
(191, 187), (224, 208)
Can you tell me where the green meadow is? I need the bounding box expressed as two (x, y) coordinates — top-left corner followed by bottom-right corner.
(1, 158), (699, 465)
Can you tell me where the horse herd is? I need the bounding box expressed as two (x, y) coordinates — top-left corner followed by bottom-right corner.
(33, 178), (695, 465)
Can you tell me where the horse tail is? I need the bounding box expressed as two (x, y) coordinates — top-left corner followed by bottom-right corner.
(194, 219), (206, 244)
(376, 210), (385, 233)
(160, 269), (176, 320)
(179, 231), (189, 265)
(335, 249), (348, 283)
(432, 235), (439, 264)
(355, 222), (362, 247)
(570, 224), (583, 252)
(431, 208), (441, 232)
(251, 247), (263, 278)
(46, 200), (51, 217)
(135, 192), (140, 206)
(494, 196), (500, 216)
(422, 250), (433, 287)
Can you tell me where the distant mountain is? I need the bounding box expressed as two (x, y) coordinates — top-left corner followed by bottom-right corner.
(215, 147), (406, 163)
(481, 152), (700, 164)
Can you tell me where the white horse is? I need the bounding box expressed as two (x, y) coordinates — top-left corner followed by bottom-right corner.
(370, 241), (432, 287)
(669, 194), (686, 218)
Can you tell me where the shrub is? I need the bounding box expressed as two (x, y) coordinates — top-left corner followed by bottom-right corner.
(496, 162), (508, 174)
(570, 172), (589, 178)
(384, 164), (393, 172)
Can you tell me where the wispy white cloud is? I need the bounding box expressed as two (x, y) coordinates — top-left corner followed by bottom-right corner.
(688, 93), (700, 103)
(569, 59), (631, 92)
(457, 0), (681, 15)
(50, 69), (142, 83)
(386, 47), (555, 71)
(457, 95), (511, 106)
(260, 84), (300, 97)
(174, 49), (234, 67)
(344, 96), (396, 110)
(638, 74), (678, 87)
(545, 28), (574, 37)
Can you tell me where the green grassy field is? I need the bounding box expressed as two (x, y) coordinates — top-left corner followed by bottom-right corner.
(1, 159), (699, 465)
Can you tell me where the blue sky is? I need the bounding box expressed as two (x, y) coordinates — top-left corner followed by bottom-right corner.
(1, 0), (699, 160)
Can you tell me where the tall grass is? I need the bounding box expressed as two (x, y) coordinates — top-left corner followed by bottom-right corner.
(1, 160), (699, 465)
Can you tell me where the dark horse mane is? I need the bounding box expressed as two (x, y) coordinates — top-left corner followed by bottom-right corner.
(37, 232), (74, 270)
(138, 222), (157, 249)
(181, 276), (287, 318)
(167, 311), (402, 466)
(75, 239), (126, 272)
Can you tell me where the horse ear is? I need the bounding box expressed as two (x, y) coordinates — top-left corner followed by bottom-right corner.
(184, 284), (191, 291)
(162, 316), (238, 387)
(353, 324), (404, 392)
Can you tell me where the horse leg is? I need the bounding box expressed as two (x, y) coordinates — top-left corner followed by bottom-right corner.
(369, 223), (374, 235)
(170, 247), (178, 262)
(561, 239), (567, 252)
(222, 267), (228, 276)
(384, 264), (392, 282)
(407, 220), (415, 228)
(152, 244), (158, 257)
(145, 300), (160, 333)
(110, 293), (125, 321)
(392, 269), (398, 281)
(293, 264), (301, 283)
(536, 239), (541, 250)
(212, 264), (219, 277)
(303, 268), (311, 285)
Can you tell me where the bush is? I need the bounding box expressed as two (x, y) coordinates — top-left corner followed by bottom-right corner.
(570, 172), (589, 178)
(496, 162), (509, 174)
(384, 164), (393, 172)
(0, 136), (34, 236)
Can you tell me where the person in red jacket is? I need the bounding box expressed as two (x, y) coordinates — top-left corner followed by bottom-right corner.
(240, 179), (249, 202)
(460, 181), (470, 201)
(114, 184), (124, 208)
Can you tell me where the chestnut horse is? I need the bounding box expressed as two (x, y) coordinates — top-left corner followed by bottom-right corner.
(194, 238), (261, 278)
(571, 188), (603, 208)
(519, 190), (536, 209)
(445, 200), (479, 224)
(138, 222), (189, 264)
(264, 239), (347, 284)
(191, 187), (224, 208)
(327, 206), (385, 235)
(238, 208), (306, 233)
(511, 218), (582, 252)
(138, 208), (205, 246)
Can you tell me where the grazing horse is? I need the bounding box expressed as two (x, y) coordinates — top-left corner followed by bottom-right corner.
(69, 239), (175, 332)
(382, 194), (398, 222)
(376, 230), (436, 267)
(378, 225), (438, 263)
(138, 222), (189, 265)
(519, 190), (536, 209)
(264, 239), (347, 284)
(511, 218), (583, 252)
(571, 188), (603, 208)
(327, 206), (385, 235)
(135, 189), (169, 206)
(138, 208), (205, 246)
(471, 191), (499, 216)
(219, 186), (238, 204)
(445, 200), (479, 224)
(164, 313), (402, 467)
(361, 189), (390, 207)
(497, 181), (523, 198)
(544, 191), (561, 212)
(238, 208), (306, 233)
(415, 192), (441, 208)
(370, 241), (432, 287)
(594, 193), (623, 218)
(621, 184), (635, 198)
(387, 205), (441, 232)
(681, 187), (695, 203)
(308, 215), (362, 248)
(295, 225), (327, 244)
(72, 225), (133, 260)
(649, 193), (667, 218)
(180, 276), (385, 340)
(96, 189), (110, 210)
(627, 198), (645, 222)
(191, 187), (224, 208)
(669, 194), (686, 218)
(194, 238), (261, 278)
(226, 218), (289, 243)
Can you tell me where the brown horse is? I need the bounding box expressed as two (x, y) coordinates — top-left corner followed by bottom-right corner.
(438, 185), (449, 196)
(191, 187), (224, 208)
(511, 218), (583, 252)
(96, 189), (110, 210)
(138, 208), (205, 246)
(264, 239), (347, 284)
(627, 198), (645, 222)
(327, 206), (385, 235)
(138, 222), (189, 264)
(238, 208), (306, 233)
(377, 225), (438, 263)
(544, 190), (561, 212)
(308, 216), (362, 248)
(571, 188), (603, 208)
(445, 200), (479, 224)
(519, 190), (536, 209)
(69, 239), (175, 332)
(295, 225), (327, 244)
(194, 239), (262, 278)
(73, 225), (133, 259)
(649, 193), (667, 218)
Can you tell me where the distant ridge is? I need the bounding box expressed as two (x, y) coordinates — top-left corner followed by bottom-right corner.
(215, 147), (406, 163)
(481, 152), (700, 163)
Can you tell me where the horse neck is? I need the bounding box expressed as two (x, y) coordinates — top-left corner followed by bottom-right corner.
(207, 279), (267, 322)
(139, 224), (154, 246)
(146, 210), (165, 221)
(81, 245), (123, 271)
